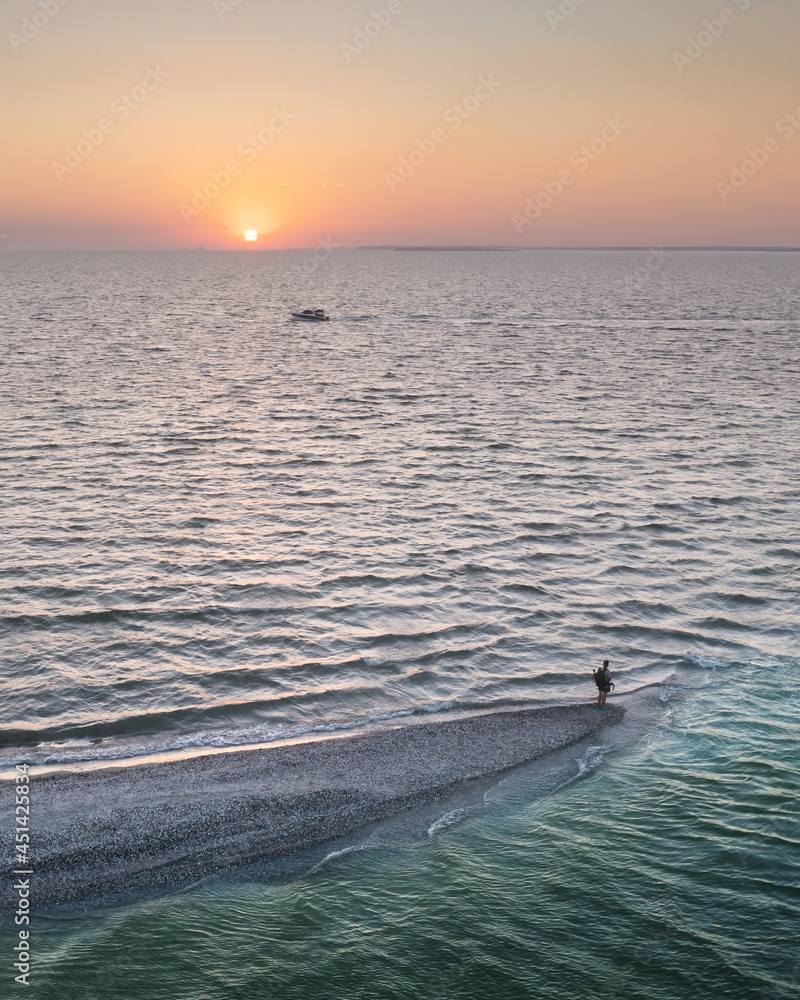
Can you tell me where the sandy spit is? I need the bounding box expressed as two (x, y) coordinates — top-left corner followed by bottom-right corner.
(29, 703), (623, 906)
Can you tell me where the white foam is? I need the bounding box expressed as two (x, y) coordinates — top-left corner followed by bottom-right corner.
(576, 745), (610, 776)
(1, 700), (464, 771)
(684, 652), (728, 670)
(308, 844), (371, 873)
(422, 701), (455, 713)
(427, 807), (475, 837)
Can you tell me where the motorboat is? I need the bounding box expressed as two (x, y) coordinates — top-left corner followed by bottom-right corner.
(291, 309), (330, 321)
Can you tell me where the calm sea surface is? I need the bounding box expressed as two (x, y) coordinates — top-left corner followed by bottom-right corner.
(1, 249), (798, 998)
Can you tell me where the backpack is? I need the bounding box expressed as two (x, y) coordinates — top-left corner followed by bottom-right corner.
(593, 668), (606, 689)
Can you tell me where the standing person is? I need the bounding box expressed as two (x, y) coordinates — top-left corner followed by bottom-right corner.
(594, 660), (613, 709)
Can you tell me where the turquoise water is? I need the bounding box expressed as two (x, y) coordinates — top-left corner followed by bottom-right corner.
(19, 657), (800, 1000)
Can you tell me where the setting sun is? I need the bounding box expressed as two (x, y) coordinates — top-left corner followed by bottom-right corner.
(244, 230), (258, 241)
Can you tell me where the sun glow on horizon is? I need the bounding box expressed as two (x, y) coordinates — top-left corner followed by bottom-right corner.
(2, 0), (798, 250)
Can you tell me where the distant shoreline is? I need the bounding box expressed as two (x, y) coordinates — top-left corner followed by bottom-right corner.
(364, 245), (800, 253)
(29, 703), (623, 908)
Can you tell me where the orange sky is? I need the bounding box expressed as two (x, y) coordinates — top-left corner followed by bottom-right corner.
(1, 0), (798, 249)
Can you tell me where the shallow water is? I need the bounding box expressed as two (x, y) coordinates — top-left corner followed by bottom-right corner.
(1, 249), (799, 998)
(13, 658), (800, 1000)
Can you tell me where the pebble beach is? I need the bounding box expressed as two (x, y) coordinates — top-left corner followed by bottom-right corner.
(33, 703), (623, 906)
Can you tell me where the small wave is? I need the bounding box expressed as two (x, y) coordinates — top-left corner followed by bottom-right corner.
(319, 573), (392, 589)
(308, 844), (372, 873)
(362, 623), (500, 648)
(692, 494), (746, 507)
(692, 616), (755, 632)
(709, 592), (768, 608)
(501, 584), (549, 596)
(302, 702), (456, 739)
(684, 652), (729, 670)
(0, 604), (305, 631)
(428, 807), (476, 837)
(576, 745), (610, 776)
(3, 700), (460, 766)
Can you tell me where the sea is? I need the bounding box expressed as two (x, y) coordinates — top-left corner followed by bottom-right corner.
(1, 248), (798, 999)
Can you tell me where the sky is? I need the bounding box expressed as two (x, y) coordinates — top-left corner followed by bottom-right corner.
(1, 0), (798, 249)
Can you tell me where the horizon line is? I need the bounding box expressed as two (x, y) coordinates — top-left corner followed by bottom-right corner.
(2, 245), (799, 253)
